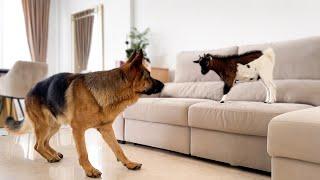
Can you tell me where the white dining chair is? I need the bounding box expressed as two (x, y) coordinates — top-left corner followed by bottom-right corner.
(0, 61), (48, 122)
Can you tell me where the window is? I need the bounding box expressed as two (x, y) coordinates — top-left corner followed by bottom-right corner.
(0, 0), (31, 69)
(86, 12), (104, 72)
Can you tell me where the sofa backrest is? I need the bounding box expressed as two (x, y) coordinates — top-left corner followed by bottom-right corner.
(170, 36), (320, 106)
(175, 46), (238, 82)
(161, 80), (320, 106)
(238, 36), (320, 80)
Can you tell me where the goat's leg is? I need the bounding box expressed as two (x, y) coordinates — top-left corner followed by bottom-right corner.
(266, 81), (276, 103)
(259, 66), (276, 103)
(261, 77), (276, 103)
(220, 83), (232, 103)
(260, 79), (270, 103)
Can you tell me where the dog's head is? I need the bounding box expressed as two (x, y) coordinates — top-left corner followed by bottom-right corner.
(193, 54), (212, 75)
(122, 50), (164, 95)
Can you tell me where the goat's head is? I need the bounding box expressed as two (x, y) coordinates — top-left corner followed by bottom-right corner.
(193, 54), (212, 75)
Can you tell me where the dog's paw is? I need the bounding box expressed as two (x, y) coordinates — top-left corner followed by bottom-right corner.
(125, 162), (142, 170)
(85, 168), (102, 178)
(47, 156), (61, 163)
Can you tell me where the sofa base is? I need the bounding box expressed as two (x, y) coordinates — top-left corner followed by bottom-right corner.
(113, 116), (124, 141)
(124, 119), (190, 154)
(272, 157), (320, 180)
(191, 128), (271, 172)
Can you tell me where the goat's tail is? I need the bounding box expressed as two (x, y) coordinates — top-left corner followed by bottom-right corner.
(263, 48), (275, 63)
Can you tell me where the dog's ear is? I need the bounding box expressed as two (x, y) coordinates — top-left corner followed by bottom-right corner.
(130, 49), (144, 67)
(126, 50), (137, 63)
(193, 60), (200, 63)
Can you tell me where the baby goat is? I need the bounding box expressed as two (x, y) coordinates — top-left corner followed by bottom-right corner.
(193, 48), (276, 103)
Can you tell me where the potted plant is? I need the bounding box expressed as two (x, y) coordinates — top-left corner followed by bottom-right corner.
(125, 27), (150, 62)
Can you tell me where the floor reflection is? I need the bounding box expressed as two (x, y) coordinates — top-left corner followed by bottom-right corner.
(0, 128), (270, 180)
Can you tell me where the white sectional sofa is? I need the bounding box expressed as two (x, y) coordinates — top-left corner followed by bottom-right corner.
(113, 36), (320, 173)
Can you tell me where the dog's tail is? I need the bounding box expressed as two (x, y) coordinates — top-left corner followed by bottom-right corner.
(5, 111), (33, 135)
(263, 48), (275, 63)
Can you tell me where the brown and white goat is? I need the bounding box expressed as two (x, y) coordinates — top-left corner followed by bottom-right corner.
(194, 48), (276, 103)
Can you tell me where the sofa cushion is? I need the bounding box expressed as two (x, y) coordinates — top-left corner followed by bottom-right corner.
(161, 82), (223, 101)
(175, 46), (238, 82)
(238, 36), (320, 80)
(161, 80), (320, 106)
(268, 107), (320, 165)
(188, 101), (313, 136)
(226, 80), (320, 106)
(124, 98), (209, 126)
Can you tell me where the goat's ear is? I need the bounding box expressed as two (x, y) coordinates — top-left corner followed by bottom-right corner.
(193, 60), (200, 63)
(126, 50), (138, 63)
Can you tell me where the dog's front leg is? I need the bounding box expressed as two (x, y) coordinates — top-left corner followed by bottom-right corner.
(72, 128), (102, 178)
(97, 124), (142, 170)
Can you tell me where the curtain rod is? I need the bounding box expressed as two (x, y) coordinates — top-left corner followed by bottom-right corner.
(72, 14), (95, 21)
(72, 4), (102, 20)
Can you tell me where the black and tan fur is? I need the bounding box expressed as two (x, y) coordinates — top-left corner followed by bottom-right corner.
(5, 50), (164, 178)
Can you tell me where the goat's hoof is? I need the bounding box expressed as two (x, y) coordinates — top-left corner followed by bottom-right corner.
(57, 153), (63, 159)
(220, 101), (225, 103)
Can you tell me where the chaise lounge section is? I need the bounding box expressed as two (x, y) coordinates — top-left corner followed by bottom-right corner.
(268, 107), (320, 180)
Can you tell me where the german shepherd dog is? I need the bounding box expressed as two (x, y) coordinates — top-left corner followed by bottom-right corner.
(5, 50), (164, 178)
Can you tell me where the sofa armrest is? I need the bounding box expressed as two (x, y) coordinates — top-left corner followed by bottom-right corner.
(267, 106), (320, 164)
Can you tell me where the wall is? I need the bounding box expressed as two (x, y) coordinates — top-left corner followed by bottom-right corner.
(133, 0), (320, 72)
(57, 0), (131, 73)
(0, 1), (3, 67)
(47, 0), (60, 75)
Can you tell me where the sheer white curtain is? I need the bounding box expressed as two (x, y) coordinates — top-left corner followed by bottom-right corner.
(0, 0), (31, 69)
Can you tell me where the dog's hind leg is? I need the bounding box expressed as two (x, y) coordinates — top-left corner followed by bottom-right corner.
(44, 122), (63, 159)
(34, 122), (62, 163)
(97, 124), (142, 170)
(39, 108), (64, 160)
(26, 99), (62, 163)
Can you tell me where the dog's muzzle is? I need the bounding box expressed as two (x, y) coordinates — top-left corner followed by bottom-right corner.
(142, 79), (164, 95)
